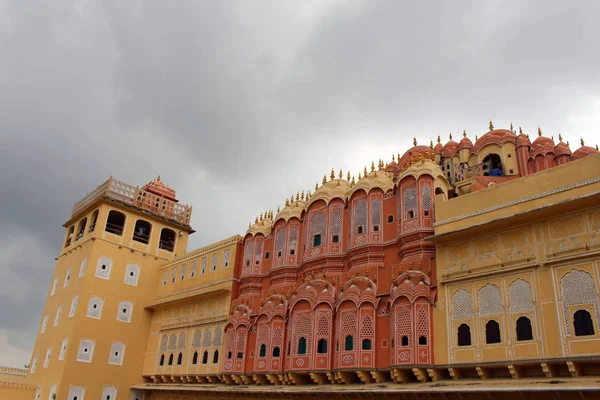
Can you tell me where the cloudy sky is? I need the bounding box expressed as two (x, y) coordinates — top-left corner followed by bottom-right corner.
(1, 0), (599, 368)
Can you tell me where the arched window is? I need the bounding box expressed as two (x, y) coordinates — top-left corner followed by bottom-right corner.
(76, 218), (87, 240)
(362, 338), (371, 350)
(298, 337), (307, 355)
(177, 352), (182, 365)
(516, 316), (533, 341)
(132, 219), (151, 244)
(213, 350), (219, 363)
(168, 354), (173, 365)
(272, 347), (281, 357)
(65, 226), (74, 247)
(228, 351), (232, 359)
(574, 309), (595, 336)
(202, 351), (209, 364)
(457, 324), (471, 346)
(237, 352), (243, 359)
(89, 210), (99, 232)
(485, 320), (501, 344)
(418, 336), (427, 345)
(259, 344), (267, 357)
(401, 336), (409, 347)
(159, 354), (164, 366)
(344, 335), (354, 351)
(317, 339), (328, 354)
(192, 351), (198, 365)
(105, 211), (126, 236)
(159, 228), (176, 252)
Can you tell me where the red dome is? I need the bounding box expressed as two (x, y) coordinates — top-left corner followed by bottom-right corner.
(458, 136), (473, 150)
(472, 129), (516, 153)
(531, 135), (555, 147)
(554, 141), (572, 157)
(516, 133), (531, 148)
(441, 140), (458, 157)
(572, 145), (599, 160)
(399, 146), (434, 166)
(142, 177), (178, 201)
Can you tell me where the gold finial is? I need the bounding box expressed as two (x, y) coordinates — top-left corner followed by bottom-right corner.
(323, 175), (327, 185)
(519, 126), (523, 135)
(301, 190), (305, 201)
(347, 171), (351, 181)
(449, 132), (453, 141)
(285, 198), (289, 206)
(248, 222), (251, 228)
(308, 190), (312, 197)
(596, 144), (598, 151)
(538, 127), (542, 137)
(339, 169), (343, 179)
(510, 122), (514, 132)
(475, 135), (478, 141)
(330, 168), (335, 181)
(413, 136), (417, 146)
(315, 182), (319, 191)
(558, 133), (562, 142)
(336, 180), (340, 186)
(430, 140), (434, 149)
(581, 137), (585, 146)
(371, 161), (375, 172)
(437, 134), (441, 144)
(255, 216), (258, 223)
(157, 175), (161, 181)
(397, 153), (401, 161)
(392, 153), (396, 162)
(567, 140), (570, 146)
(364, 166), (368, 175)
(351, 176), (355, 185)
(358, 172), (362, 179)
(489, 120), (494, 130)
(296, 192), (299, 201)
(259, 212), (263, 221)
(277, 206), (280, 213)
(385, 162), (389, 168)
(463, 129), (466, 138)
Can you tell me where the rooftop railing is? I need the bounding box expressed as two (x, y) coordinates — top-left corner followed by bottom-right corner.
(71, 177), (192, 225)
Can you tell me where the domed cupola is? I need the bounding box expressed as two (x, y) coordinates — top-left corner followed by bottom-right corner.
(530, 127), (556, 158)
(399, 137), (436, 167)
(554, 134), (572, 157)
(433, 135), (443, 155)
(274, 191), (307, 224)
(441, 133), (459, 158)
(572, 138), (599, 160)
(349, 162), (394, 198)
(458, 130), (473, 151)
(306, 169), (351, 208)
(246, 210), (274, 237)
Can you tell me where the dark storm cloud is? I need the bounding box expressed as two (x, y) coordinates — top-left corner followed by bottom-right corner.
(1, 0), (599, 367)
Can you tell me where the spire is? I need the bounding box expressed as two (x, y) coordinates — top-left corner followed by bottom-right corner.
(538, 127), (542, 137)
(157, 175), (161, 182)
(489, 120), (494, 130)
(255, 216), (258, 223)
(322, 175), (327, 185)
(301, 191), (305, 201)
(315, 182), (319, 191)
(364, 166), (368, 175)
(347, 171), (351, 181)
(358, 171), (362, 179)
(581, 137), (585, 146)
(519, 126), (523, 135)
(351, 176), (355, 186)
(475, 135), (478, 141)
(392, 153), (396, 162)
(285, 198), (289, 206)
(413, 136), (417, 146)
(371, 161), (375, 172)
(437, 135), (441, 144)
(330, 168), (335, 181)
(510, 122), (513, 132)
(430, 140), (434, 149)
(339, 169), (343, 179)
(449, 132), (453, 141)
(296, 192), (299, 201)
(463, 129), (466, 137)
(277, 206), (280, 213)
(558, 133), (563, 142)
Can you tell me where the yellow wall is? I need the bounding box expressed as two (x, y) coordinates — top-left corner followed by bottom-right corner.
(433, 155), (600, 365)
(143, 237), (241, 380)
(28, 200), (190, 400)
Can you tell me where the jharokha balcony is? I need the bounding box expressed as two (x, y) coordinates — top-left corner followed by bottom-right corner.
(72, 176), (192, 227)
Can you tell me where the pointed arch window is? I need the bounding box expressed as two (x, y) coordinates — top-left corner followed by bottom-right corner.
(344, 335), (354, 351)
(317, 339), (328, 354)
(516, 316), (533, 341)
(259, 344), (267, 357)
(159, 354), (165, 366)
(361, 338), (371, 350)
(574, 309), (595, 336)
(272, 347), (281, 357)
(177, 352), (183, 365)
(485, 320), (501, 344)
(297, 337), (307, 355)
(192, 351), (198, 364)
(168, 354), (173, 365)
(457, 324), (471, 346)
(213, 349), (219, 363)
(202, 350), (209, 364)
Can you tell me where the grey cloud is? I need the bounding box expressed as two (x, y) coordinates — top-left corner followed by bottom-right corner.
(1, 0), (599, 367)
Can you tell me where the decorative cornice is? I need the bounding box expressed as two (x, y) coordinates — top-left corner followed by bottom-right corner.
(0, 366), (27, 376)
(434, 177), (600, 227)
(162, 235), (242, 267)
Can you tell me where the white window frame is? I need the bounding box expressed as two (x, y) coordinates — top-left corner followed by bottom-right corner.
(79, 258), (87, 277)
(50, 277), (58, 296)
(95, 256), (113, 280)
(117, 301), (133, 323)
(69, 295), (78, 318)
(54, 306), (62, 326)
(43, 348), (51, 368)
(124, 264), (140, 286)
(58, 338), (68, 360)
(41, 316), (48, 333)
(64, 269), (71, 287)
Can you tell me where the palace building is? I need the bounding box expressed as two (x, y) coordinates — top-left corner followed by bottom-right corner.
(10, 124), (600, 399)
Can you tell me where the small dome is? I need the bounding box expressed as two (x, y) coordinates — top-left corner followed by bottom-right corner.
(274, 199), (305, 223)
(572, 142), (599, 160)
(142, 176), (178, 201)
(306, 179), (350, 208)
(530, 133), (555, 158)
(246, 218), (273, 237)
(458, 135), (473, 150)
(516, 132), (531, 148)
(531, 135), (555, 147)
(554, 140), (572, 157)
(472, 129), (517, 153)
(349, 169), (394, 198)
(399, 145), (435, 167)
(441, 140), (459, 157)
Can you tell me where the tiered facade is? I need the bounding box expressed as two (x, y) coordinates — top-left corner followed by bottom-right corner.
(12, 124), (600, 399)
